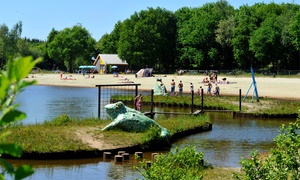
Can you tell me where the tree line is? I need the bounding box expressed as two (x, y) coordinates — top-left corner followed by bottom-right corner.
(1, 1), (299, 73)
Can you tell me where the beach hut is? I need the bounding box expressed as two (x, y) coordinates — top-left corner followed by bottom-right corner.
(92, 54), (128, 74)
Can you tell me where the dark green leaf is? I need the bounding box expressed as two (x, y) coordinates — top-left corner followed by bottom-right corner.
(0, 76), (10, 101)
(0, 158), (15, 174)
(0, 144), (22, 157)
(0, 110), (26, 126)
(15, 165), (34, 180)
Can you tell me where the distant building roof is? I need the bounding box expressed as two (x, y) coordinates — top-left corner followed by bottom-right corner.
(79, 66), (97, 69)
(100, 54), (128, 65)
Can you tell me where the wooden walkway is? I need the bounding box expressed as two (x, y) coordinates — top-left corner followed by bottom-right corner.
(144, 109), (234, 117)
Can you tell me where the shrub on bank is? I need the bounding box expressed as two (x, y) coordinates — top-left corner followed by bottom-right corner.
(234, 112), (300, 179)
(136, 146), (207, 180)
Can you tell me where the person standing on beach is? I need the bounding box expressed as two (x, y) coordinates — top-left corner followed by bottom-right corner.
(213, 84), (220, 96)
(178, 80), (183, 95)
(170, 79), (175, 95)
(190, 83), (194, 93)
(207, 82), (212, 95)
(197, 86), (203, 96)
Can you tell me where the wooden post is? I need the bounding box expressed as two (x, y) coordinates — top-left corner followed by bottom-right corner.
(118, 151), (126, 155)
(97, 86), (101, 118)
(103, 152), (111, 159)
(114, 155), (123, 162)
(151, 153), (159, 162)
(122, 153), (130, 161)
(135, 152), (143, 159)
(201, 89), (204, 112)
(191, 90), (194, 113)
(135, 84), (138, 97)
(239, 89), (242, 111)
(151, 89), (154, 118)
(146, 161), (152, 169)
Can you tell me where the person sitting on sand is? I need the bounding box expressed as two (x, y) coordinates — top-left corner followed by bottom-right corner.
(62, 75), (76, 80)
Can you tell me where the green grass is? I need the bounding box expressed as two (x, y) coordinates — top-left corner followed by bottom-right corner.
(112, 94), (241, 111)
(2, 117), (108, 153)
(203, 167), (243, 180)
(112, 94), (300, 115)
(0, 114), (210, 153)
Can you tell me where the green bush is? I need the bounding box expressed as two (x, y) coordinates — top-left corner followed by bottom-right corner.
(140, 125), (169, 149)
(136, 146), (206, 180)
(44, 114), (72, 126)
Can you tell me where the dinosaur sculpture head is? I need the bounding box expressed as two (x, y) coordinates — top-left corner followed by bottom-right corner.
(103, 101), (170, 142)
(105, 101), (127, 120)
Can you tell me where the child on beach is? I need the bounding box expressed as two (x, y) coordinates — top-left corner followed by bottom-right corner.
(190, 83), (194, 93)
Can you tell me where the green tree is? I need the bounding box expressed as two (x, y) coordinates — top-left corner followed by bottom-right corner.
(45, 28), (63, 70)
(118, 7), (176, 72)
(290, 11), (300, 51)
(97, 33), (115, 54)
(0, 56), (40, 179)
(0, 21), (23, 69)
(47, 25), (97, 72)
(215, 16), (235, 68)
(249, 15), (283, 70)
(176, 0), (234, 70)
(174, 7), (194, 69)
(232, 5), (257, 69)
(96, 21), (121, 54)
(278, 4), (300, 70)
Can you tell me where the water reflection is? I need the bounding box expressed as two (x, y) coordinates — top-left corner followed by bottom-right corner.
(172, 113), (292, 167)
(8, 155), (148, 180)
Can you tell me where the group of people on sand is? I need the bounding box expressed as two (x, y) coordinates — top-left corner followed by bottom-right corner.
(204, 82), (220, 96)
(169, 79), (220, 96)
(60, 72), (97, 80)
(60, 72), (76, 80)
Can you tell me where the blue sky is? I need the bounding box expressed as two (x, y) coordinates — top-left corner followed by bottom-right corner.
(1, 0), (297, 41)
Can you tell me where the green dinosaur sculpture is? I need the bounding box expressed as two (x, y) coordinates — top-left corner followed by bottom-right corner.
(102, 101), (169, 139)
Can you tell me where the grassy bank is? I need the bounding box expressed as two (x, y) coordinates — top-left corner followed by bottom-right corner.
(1, 114), (210, 153)
(112, 94), (300, 115)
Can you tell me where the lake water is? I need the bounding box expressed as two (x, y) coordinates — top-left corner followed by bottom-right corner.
(16, 85), (100, 124)
(9, 85), (295, 179)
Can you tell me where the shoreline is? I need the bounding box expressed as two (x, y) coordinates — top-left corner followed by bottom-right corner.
(29, 73), (300, 100)
(5, 123), (212, 160)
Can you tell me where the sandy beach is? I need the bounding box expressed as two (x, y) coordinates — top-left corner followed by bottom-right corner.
(29, 73), (300, 100)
